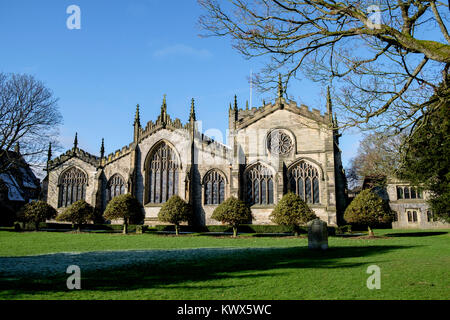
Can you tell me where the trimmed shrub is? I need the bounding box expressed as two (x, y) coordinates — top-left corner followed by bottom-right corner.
(20, 200), (57, 231)
(336, 225), (352, 234)
(56, 200), (95, 232)
(103, 194), (144, 234)
(211, 197), (252, 237)
(158, 195), (192, 236)
(269, 192), (317, 236)
(344, 189), (394, 236)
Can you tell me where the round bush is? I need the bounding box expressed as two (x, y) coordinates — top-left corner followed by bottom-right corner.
(270, 192), (317, 236)
(158, 195), (192, 235)
(104, 194), (144, 234)
(211, 197), (252, 237)
(56, 200), (95, 231)
(20, 200), (57, 231)
(344, 189), (394, 236)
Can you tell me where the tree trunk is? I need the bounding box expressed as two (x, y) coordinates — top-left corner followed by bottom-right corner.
(233, 226), (238, 238)
(35, 222), (39, 231)
(175, 224), (179, 236)
(77, 223), (81, 232)
(123, 219), (128, 234)
(368, 226), (374, 237)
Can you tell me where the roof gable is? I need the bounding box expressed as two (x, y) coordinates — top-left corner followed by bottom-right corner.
(48, 147), (100, 170)
(231, 97), (332, 130)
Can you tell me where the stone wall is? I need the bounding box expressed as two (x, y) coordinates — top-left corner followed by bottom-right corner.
(232, 105), (339, 226)
(101, 152), (132, 212)
(47, 157), (99, 213)
(136, 128), (191, 221)
(387, 182), (448, 229)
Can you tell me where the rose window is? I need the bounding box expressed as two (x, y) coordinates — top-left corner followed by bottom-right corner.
(267, 130), (293, 155)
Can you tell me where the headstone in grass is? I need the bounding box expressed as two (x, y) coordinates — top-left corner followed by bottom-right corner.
(308, 219), (328, 250)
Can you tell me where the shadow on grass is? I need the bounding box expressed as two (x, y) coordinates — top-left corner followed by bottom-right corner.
(385, 231), (448, 238)
(0, 244), (416, 298)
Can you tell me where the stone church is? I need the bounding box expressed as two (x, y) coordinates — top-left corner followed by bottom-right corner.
(44, 84), (347, 226)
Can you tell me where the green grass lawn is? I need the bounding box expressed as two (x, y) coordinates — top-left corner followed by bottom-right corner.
(0, 229), (449, 300)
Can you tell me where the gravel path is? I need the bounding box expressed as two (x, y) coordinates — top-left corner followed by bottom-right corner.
(0, 247), (276, 278)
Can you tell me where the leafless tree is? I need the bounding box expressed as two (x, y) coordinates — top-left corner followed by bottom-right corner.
(199, 0), (450, 133)
(0, 73), (62, 174)
(346, 131), (405, 188)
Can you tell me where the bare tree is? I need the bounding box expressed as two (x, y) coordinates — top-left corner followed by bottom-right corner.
(0, 73), (62, 173)
(346, 131), (405, 188)
(199, 0), (450, 132)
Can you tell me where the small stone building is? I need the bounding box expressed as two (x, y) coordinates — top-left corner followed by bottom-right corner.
(387, 178), (447, 229)
(361, 176), (448, 229)
(43, 85), (347, 226)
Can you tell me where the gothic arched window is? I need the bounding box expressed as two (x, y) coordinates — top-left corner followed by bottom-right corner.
(203, 170), (225, 205)
(288, 161), (320, 204)
(107, 174), (126, 202)
(58, 167), (87, 207)
(147, 142), (179, 204)
(246, 163), (274, 205)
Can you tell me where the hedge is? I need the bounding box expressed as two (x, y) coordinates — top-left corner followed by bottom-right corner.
(17, 222), (144, 233)
(149, 224), (336, 235)
(13, 222), (336, 235)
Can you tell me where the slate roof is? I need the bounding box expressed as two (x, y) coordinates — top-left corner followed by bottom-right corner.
(0, 150), (40, 203)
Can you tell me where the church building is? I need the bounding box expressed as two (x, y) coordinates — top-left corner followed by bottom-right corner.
(44, 83), (347, 226)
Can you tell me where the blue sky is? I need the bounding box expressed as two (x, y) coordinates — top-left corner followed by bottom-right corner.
(0, 0), (362, 169)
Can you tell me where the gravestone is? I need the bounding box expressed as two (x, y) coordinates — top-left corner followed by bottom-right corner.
(308, 219), (328, 250)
